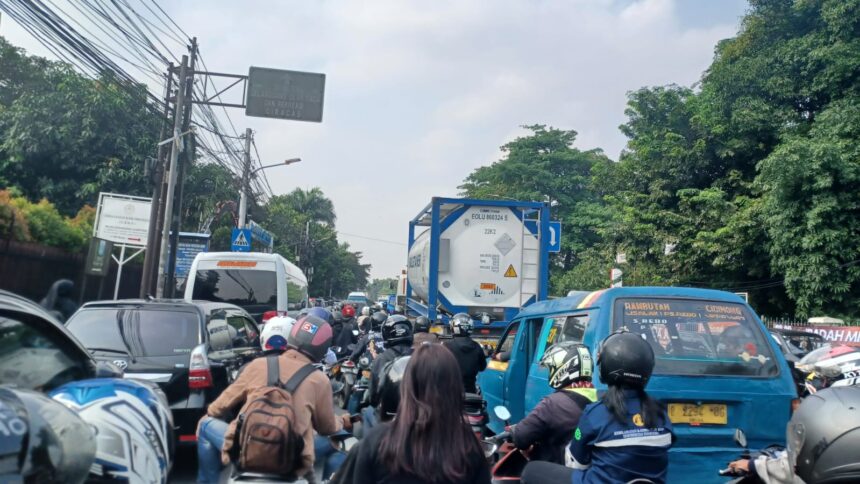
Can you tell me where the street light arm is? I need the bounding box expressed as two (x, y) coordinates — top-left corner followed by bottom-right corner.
(251, 158), (301, 176)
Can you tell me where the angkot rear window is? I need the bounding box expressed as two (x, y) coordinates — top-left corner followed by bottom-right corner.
(66, 308), (200, 356)
(613, 298), (778, 377)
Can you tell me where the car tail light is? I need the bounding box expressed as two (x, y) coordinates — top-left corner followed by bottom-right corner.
(262, 310), (287, 324)
(189, 344), (213, 390)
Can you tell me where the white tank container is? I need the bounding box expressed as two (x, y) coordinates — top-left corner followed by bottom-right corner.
(407, 205), (539, 311)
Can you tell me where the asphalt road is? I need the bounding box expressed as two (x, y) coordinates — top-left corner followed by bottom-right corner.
(169, 446), (198, 483)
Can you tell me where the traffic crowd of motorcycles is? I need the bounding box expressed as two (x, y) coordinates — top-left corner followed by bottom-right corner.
(4, 288), (860, 483)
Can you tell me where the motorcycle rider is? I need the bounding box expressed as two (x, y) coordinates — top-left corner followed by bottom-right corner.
(413, 315), (437, 347)
(728, 385), (860, 483)
(332, 309), (358, 358)
(196, 315), (350, 483)
(350, 311), (388, 362)
(308, 307), (339, 365)
(522, 329), (673, 484)
(511, 342), (596, 464)
(353, 343), (491, 484)
(442, 313), (487, 394)
(363, 314), (414, 430)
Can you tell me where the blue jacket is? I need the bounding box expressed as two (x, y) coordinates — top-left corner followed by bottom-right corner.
(568, 390), (673, 484)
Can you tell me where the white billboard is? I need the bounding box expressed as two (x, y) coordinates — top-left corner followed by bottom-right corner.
(93, 193), (152, 247)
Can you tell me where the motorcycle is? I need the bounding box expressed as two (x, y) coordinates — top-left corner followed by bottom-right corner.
(464, 392), (490, 440)
(223, 430), (355, 483)
(482, 406), (529, 483)
(326, 354), (353, 409)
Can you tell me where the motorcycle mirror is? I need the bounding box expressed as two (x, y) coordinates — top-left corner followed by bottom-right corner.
(734, 428), (747, 448)
(494, 405), (512, 422)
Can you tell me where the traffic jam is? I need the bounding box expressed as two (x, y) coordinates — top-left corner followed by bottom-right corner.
(2, 0), (860, 483)
(3, 196), (859, 483)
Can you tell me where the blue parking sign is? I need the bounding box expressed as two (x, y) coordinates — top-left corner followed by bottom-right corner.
(231, 228), (252, 252)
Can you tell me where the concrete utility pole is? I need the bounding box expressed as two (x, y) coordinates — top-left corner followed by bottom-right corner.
(139, 62), (175, 298)
(238, 128), (253, 229)
(156, 54), (189, 298)
(165, 38), (197, 297)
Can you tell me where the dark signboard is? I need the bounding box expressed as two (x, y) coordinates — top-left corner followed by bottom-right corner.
(84, 238), (113, 276)
(246, 67), (325, 122)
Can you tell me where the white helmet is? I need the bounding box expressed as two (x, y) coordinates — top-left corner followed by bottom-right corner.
(261, 316), (296, 351)
(50, 378), (174, 483)
(361, 306), (371, 317)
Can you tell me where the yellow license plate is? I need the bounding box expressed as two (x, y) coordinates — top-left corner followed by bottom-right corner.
(362, 370), (371, 379)
(668, 403), (727, 425)
(430, 326), (445, 335)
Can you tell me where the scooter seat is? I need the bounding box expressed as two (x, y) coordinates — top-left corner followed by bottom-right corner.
(231, 471), (308, 483)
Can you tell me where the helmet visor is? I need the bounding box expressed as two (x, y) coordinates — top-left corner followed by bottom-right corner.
(786, 419), (806, 469)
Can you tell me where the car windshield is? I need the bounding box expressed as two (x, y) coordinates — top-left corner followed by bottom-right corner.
(0, 312), (90, 390)
(614, 298), (779, 377)
(66, 308), (200, 357)
(192, 269), (277, 309)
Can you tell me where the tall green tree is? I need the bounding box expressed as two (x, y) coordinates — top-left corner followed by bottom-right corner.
(0, 37), (161, 215)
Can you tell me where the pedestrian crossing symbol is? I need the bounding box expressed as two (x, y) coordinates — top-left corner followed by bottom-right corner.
(504, 265), (518, 278)
(231, 228), (252, 252)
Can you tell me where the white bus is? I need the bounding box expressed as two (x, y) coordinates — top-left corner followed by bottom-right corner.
(183, 252), (308, 323)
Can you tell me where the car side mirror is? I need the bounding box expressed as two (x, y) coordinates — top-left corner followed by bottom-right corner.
(496, 351), (511, 362)
(95, 361), (124, 378)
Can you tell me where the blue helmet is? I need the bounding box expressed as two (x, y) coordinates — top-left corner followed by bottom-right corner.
(308, 307), (334, 325)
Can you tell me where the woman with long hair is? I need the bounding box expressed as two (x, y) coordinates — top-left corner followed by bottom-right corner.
(353, 343), (490, 484)
(521, 329), (673, 484)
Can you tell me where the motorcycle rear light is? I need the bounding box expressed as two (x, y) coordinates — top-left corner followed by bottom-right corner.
(189, 344), (213, 390)
(343, 361), (355, 368)
(179, 434), (197, 442)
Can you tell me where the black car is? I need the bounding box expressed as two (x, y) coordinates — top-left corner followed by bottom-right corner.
(0, 290), (122, 391)
(770, 329), (827, 362)
(65, 299), (262, 441)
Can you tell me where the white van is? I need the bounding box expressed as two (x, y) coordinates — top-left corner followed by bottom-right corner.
(183, 252), (308, 323)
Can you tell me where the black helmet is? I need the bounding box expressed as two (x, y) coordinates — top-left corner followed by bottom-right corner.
(540, 341), (594, 389)
(382, 315), (413, 346)
(597, 329), (655, 388)
(451, 313), (472, 336)
(0, 387), (96, 483)
(414, 316), (431, 333)
(332, 311), (343, 323)
(788, 385), (860, 483)
(377, 355), (411, 419)
(287, 315), (334, 362)
(370, 311), (387, 331)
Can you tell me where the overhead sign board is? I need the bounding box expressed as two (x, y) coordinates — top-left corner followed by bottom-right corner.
(93, 193), (152, 247)
(246, 67), (325, 122)
(248, 220), (274, 248)
(175, 232), (210, 279)
(84, 237), (113, 276)
(231, 228), (252, 252)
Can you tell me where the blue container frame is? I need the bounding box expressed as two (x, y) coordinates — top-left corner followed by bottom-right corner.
(406, 197), (551, 327)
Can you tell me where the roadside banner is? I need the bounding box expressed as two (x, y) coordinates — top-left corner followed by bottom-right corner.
(773, 324), (860, 346)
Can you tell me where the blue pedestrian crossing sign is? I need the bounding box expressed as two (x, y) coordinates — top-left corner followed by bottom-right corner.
(231, 228), (252, 252)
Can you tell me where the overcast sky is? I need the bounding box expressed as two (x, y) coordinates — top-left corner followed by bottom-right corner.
(1, 0), (748, 282)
